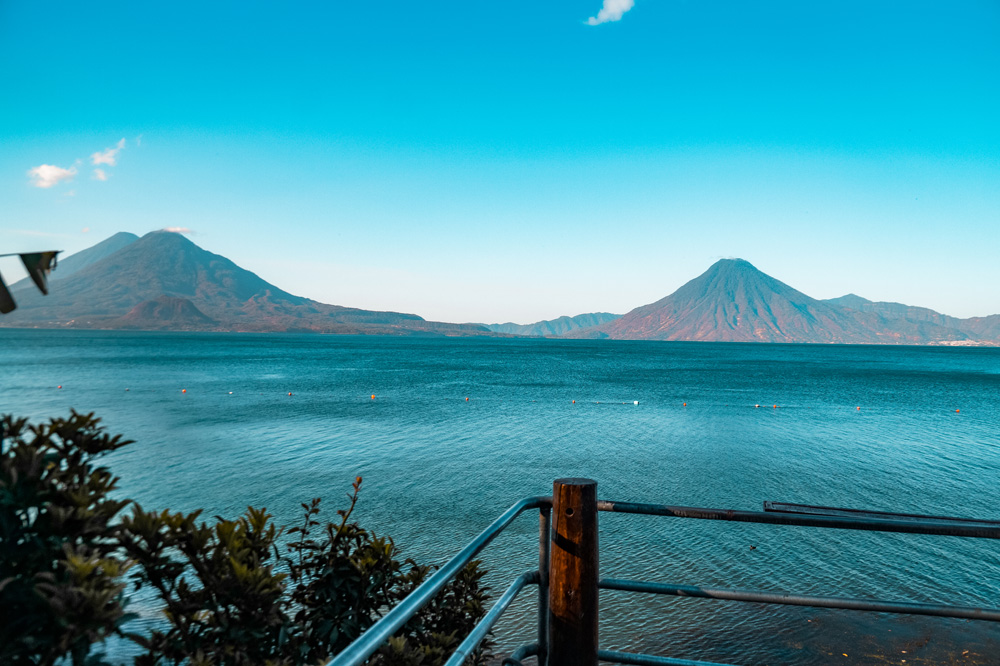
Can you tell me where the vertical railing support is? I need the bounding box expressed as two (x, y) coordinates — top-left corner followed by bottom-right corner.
(548, 478), (598, 666)
(537, 504), (551, 666)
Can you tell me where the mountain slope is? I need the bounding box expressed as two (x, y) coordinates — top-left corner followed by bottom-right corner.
(485, 312), (621, 336)
(824, 294), (963, 327)
(825, 294), (1000, 343)
(583, 259), (992, 345)
(1, 231), (489, 336)
(9, 232), (139, 290)
(588, 259), (883, 343)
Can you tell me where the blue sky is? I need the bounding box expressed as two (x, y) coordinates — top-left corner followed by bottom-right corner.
(2, 1), (998, 322)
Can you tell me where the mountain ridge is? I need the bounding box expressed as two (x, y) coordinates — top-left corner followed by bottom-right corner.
(576, 259), (997, 345)
(1, 231), (491, 336)
(3, 236), (997, 344)
(484, 312), (621, 337)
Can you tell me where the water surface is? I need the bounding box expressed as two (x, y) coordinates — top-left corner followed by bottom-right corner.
(3, 331), (999, 665)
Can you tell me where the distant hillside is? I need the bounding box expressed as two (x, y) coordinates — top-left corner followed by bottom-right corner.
(823, 293), (963, 327)
(485, 312), (620, 336)
(825, 293), (1000, 346)
(577, 259), (997, 345)
(0, 231), (491, 336)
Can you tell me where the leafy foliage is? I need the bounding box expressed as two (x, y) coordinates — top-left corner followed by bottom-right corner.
(0, 411), (134, 666)
(1, 412), (493, 666)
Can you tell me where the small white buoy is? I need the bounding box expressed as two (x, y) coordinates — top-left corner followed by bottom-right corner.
(634, 400), (639, 405)
(229, 391), (233, 395)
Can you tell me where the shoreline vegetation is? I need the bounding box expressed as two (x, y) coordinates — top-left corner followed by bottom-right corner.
(0, 411), (492, 666)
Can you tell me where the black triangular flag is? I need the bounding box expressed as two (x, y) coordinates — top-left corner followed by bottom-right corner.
(19, 251), (59, 296)
(0, 272), (16, 314)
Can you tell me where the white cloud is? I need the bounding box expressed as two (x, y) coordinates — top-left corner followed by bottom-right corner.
(93, 168), (108, 181)
(91, 138), (126, 166)
(63, 189), (77, 197)
(135, 134), (143, 147)
(27, 164), (78, 188)
(587, 0), (634, 25)
(162, 227), (195, 234)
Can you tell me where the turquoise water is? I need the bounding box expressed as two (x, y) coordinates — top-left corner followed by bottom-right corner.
(3, 330), (1000, 664)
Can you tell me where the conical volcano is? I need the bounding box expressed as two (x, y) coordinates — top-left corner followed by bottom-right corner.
(591, 258), (883, 343)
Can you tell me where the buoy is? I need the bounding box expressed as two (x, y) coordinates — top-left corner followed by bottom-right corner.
(572, 400), (576, 403)
(683, 402), (687, 406)
(755, 404), (759, 408)
(57, 385), (62, 389)
(465, 397), (469, 401)
(182, 389), (186, 393)
(634, 400), (639, 405)
(125, 388), (129, 392)
(229, 391), (233, 395)
(773, 404), (777, 409)
(857, 406), (861, 411)
(956, 409), (960, 413)
(288, 392), (293, 396)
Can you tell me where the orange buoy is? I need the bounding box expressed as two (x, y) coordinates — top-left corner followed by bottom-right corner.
(288, 392), (293, 396)
(683, 402), (687, 406)
(465, 397), (469, 401)
(857, 406), (861, 411)
(182, 389), (186, 393)
(371, 394), (375, 400)
(572, 400), (576, 403)
(773, 404), (777, 409)
(57, 385), (62, 389)
(956, 409), (960, 413)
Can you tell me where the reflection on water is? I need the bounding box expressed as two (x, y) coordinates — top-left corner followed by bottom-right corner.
(2, 331), (999, 665)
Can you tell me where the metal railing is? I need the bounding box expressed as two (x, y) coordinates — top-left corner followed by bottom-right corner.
(328, 479), (1000, 666)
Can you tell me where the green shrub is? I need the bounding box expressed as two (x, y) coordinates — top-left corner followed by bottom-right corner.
(0, 412), (134, 666)
(1, 412), (492, 666)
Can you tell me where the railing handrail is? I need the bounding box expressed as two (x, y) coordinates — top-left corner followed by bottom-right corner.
(596, 499), (1000, 538)
(326, 495), (550, 666)
(331, 483), (1000, 666)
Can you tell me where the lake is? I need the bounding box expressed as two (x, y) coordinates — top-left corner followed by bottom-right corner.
(3, 330), (1000, 665)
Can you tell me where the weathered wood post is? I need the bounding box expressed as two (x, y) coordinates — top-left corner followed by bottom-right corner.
(548, 478), (598, 666)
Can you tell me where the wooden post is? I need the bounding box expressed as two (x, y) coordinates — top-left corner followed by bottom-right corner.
(548, 478), (598, 666)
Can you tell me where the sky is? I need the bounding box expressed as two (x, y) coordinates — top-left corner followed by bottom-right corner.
(1, 0), (998, 323)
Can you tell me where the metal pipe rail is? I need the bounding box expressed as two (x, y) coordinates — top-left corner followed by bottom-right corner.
(596, 499), (1000, 539)
(329, 480), (1000, 666)
(326, 495), (550, 666)
(599, 578), (1000, 622)
(444, 570), (539, 666)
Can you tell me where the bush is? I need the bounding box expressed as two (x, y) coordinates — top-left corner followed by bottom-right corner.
(1, 412), (492, 666)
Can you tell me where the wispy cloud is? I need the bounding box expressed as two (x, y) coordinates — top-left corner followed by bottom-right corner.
(63, 189), (77, 197)
(91, 138), (126, 166)
(27, 164), (78, 188)
(587, 0), (634, 25)
(162, 227), (195, 234)
(93, 168), (108, 181)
